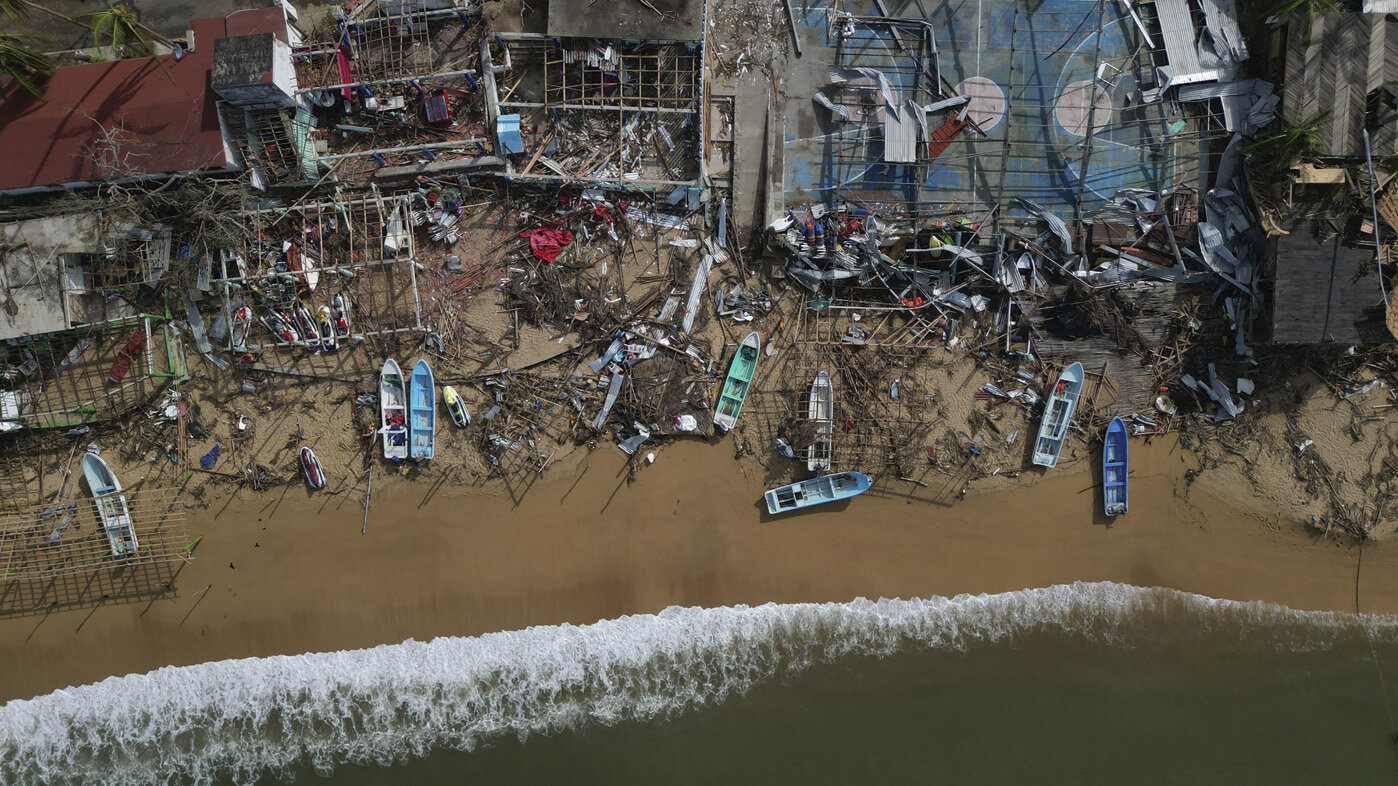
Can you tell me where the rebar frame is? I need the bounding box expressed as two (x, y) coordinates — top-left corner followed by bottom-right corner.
(222, 192), (425, 361)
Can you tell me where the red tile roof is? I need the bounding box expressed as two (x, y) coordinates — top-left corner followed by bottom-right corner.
(0, 8), (288, 193)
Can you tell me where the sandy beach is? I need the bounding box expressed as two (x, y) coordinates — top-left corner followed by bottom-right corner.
(2, 432), (1394, 704)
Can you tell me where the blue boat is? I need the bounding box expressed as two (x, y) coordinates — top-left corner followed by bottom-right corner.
(765, 472), (873, 515)
(1103, 417), (1128, 516)
(409, 359), (435, 461)
(1032, 362), (1084, 468)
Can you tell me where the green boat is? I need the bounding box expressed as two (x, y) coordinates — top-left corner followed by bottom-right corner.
(713, 331), (760, 432)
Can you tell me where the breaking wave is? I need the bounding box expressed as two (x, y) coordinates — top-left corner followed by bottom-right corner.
(1, 582), (1393, 785)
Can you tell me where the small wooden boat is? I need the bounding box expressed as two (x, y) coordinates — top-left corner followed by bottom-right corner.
(80, 452), (139, 559)
(443, 384), (470, 428)
(765, 471), (873, 515)
(331, 293), (352, 338)
(806, 370), (834, 473)
(1032, 362), (1084, 468)
(316, 305), (339, 352)
(301, 446), (327, 490)
(230, 305), (251, 352)
(1103, 416), (1128, 516)
(410, 358), (435, 461)
(379, 358), (409, 461)
(713, 331), (760, 432)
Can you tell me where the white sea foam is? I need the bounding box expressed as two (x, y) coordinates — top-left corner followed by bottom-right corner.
(1, 582), (1392, 785)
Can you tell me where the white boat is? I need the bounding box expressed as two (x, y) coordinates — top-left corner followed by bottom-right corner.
(295, 303), (321, 353)
(317, 305), (339, 352)
(230, 305), (251, 353)
(261, 310), (297, 345)
(379, 358), (409, 460)
(81, 452), (139, 559)
(301, 446), (327, 489)
(806, 370), (834, 473)
(331, 293), (352, 338)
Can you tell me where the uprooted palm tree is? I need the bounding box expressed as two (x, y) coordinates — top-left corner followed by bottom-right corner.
(77, 4), (172, 57)
(1243, 111), (1329, 175)
(77, 4), (175, 81)
(1265, 0), (1341, 43)
(0, 32), (54, 98)
(0, 0), (92, 33)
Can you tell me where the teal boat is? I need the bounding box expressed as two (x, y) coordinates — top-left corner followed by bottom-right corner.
(410, 359), (435, 461)
(1103, 416), (1128, 516)
(713, 331), (760, 432)
(1032, 362), (1084, 468)
(765, 471), (873, 515)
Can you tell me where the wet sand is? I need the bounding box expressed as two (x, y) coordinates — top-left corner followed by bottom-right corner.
(2, 435), (1395, 702)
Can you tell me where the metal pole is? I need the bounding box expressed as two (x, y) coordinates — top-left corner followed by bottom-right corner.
(1364, 129), (1388, 305)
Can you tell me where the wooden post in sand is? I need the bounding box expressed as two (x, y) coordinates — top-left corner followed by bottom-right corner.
(362, 465), (373, 535)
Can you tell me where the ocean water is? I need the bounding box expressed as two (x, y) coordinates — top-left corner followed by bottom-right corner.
(4, 582), (1398, 785)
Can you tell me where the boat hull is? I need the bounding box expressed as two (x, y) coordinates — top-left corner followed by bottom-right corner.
(81, 453), (140, 559)
(443, 385), (470, 428)
(1103, 417), (1128, 516)
(380, 358), (409, 460)
(1032, 362), (1085, 468)
(764, 472), (873, 515)
(301, 446), (327, 490)
(806, 370), (834, 473)
(410, 359), (435, 461)
(714, 332), (761, 432)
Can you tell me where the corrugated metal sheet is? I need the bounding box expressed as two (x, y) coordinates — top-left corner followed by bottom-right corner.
(883, 102), (918, 164)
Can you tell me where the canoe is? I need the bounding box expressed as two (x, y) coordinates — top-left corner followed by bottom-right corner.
(713, 331), (760, 432)
(1103, 416), (1128, 516)
(316, 305), (338, 352)
(765, 471), (873, 515)
(80, 452), (140, 559)
(301, 446), (327, 490)
(410, 358), (435, 461)
(806, 370), (834, 473)
(231, 305), (251, 352)
(331, 293), (352, 338)
(443, 384), (470, 428)
(379, 358), (409, 461)
(1032, 362), (1084, 468)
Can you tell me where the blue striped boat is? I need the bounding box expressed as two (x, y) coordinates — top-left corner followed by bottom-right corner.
(410, 359), (435, 461)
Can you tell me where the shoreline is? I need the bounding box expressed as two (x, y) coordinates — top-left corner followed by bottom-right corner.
(1, 434), (1394, 703)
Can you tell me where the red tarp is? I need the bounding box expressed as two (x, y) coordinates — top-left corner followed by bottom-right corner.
(520, 227), (574, 262)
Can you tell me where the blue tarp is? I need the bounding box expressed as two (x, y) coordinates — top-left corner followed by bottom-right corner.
(200, 444), (221, 470)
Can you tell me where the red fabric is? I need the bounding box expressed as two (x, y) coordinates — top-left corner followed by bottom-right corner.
(521, 227), (574, 262)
